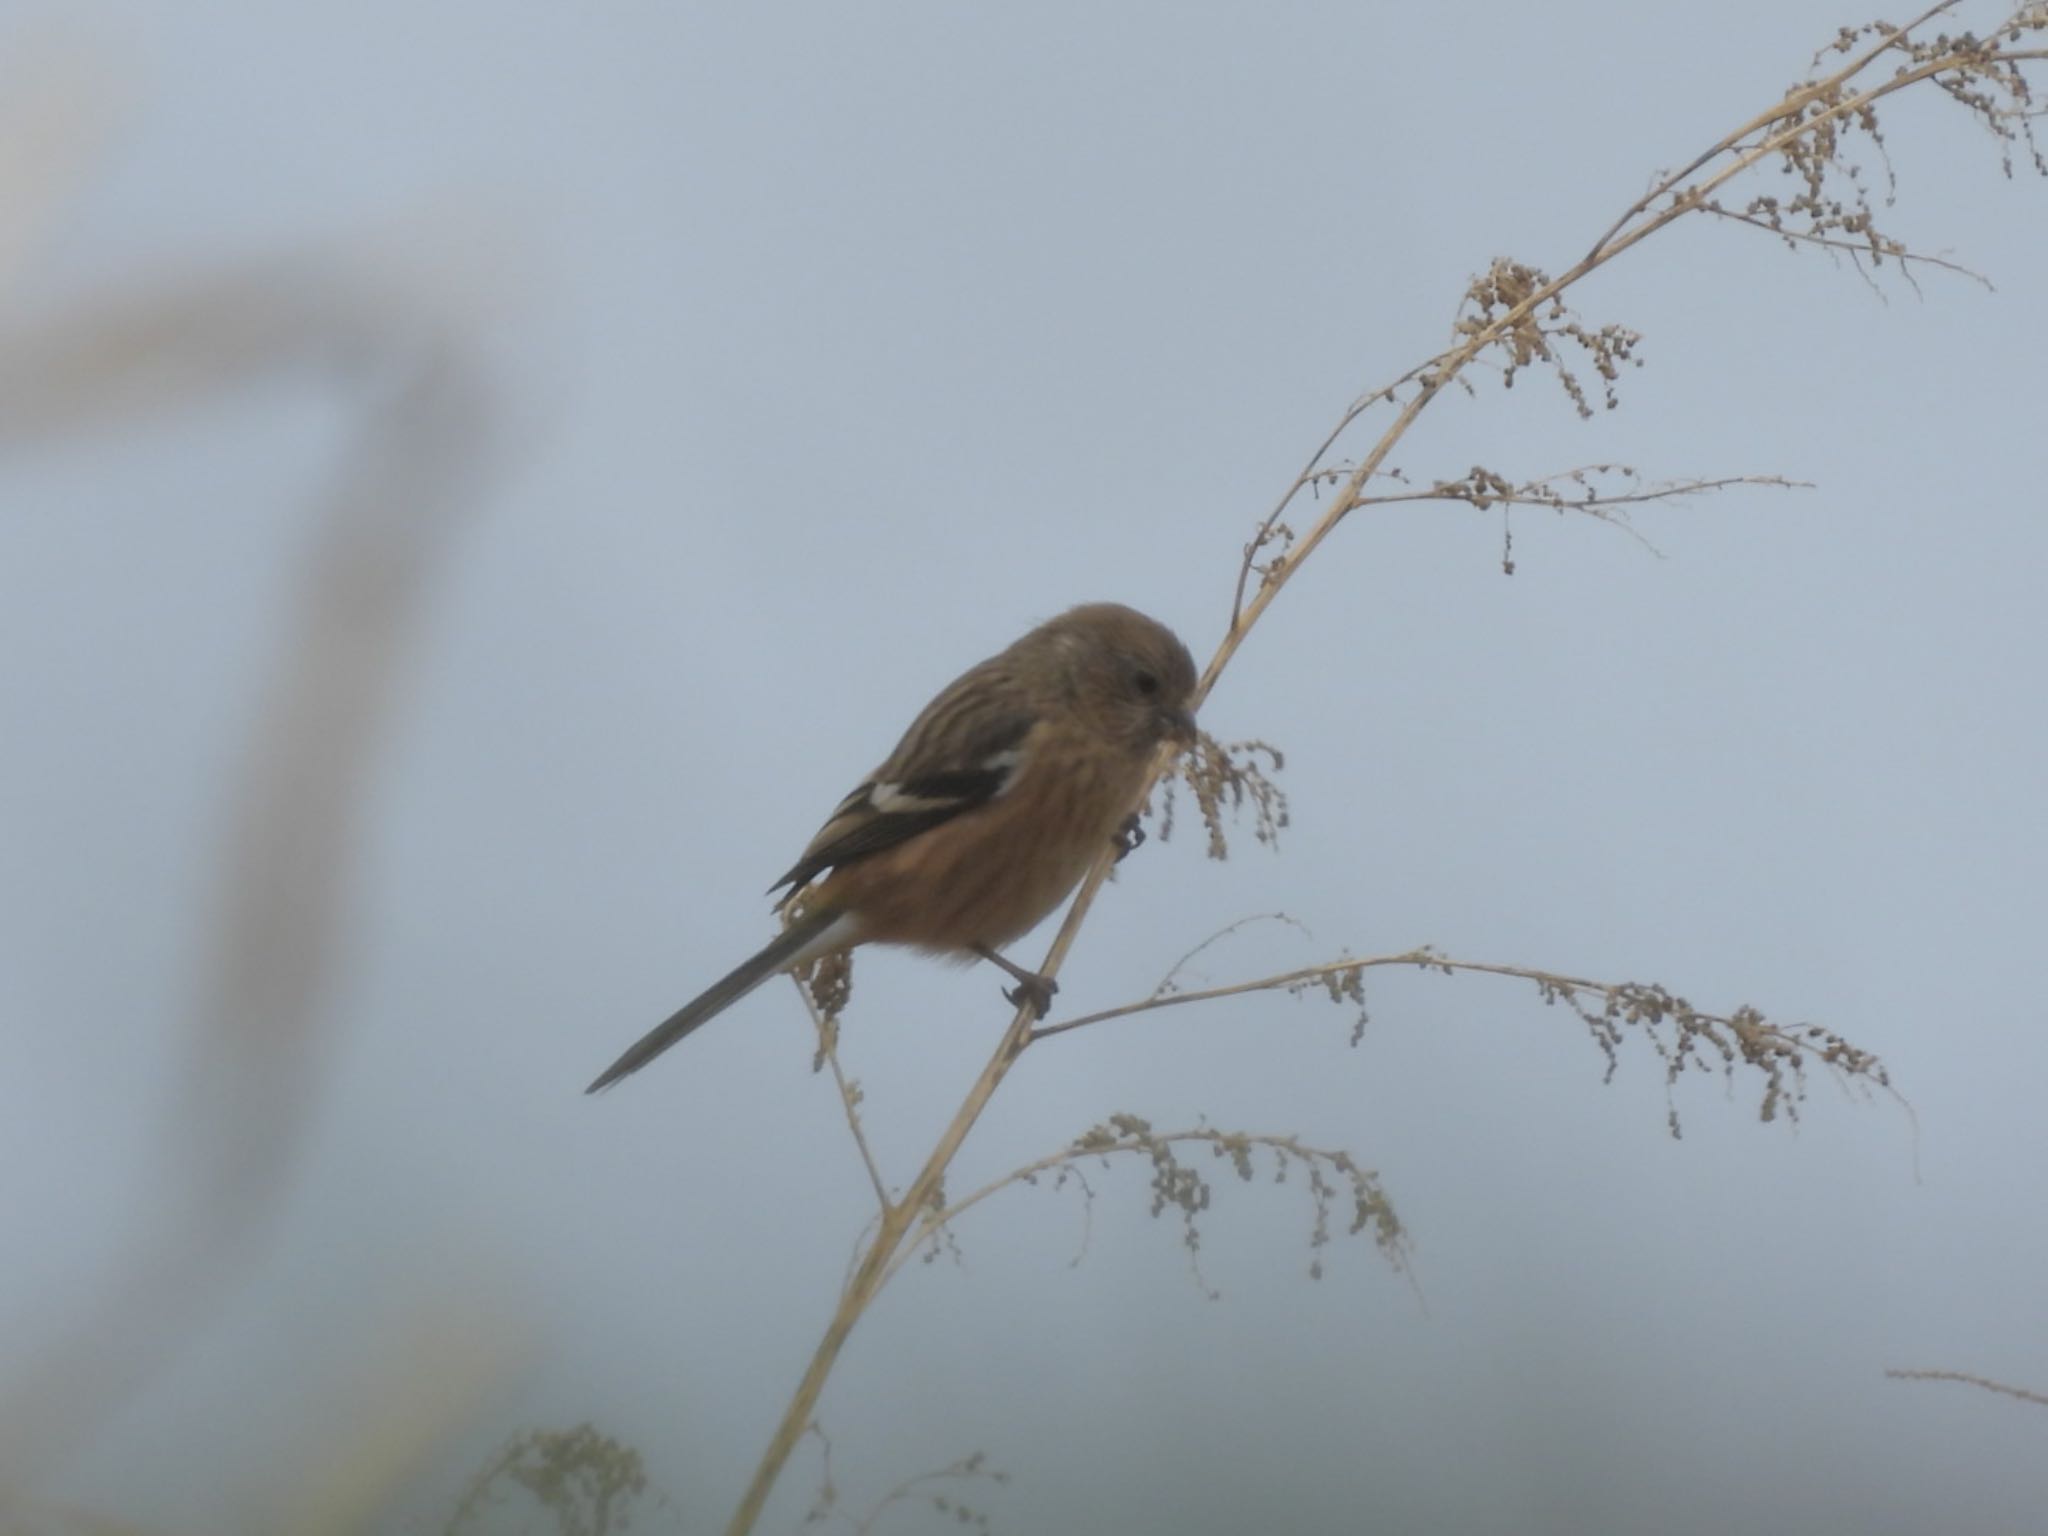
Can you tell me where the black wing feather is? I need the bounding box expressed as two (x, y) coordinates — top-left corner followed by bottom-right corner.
(770, 708), (1034, 902)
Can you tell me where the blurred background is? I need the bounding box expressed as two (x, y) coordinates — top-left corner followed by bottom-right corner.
(3, 2), (2045, 1532)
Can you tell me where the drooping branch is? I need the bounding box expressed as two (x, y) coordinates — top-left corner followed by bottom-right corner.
(889, 1118), (1409, 1295)
(1886, 1368), (2048, 1409)
(1031, 947), (1895, 1136)
(1383, 466), (1807, 519)
(801, 1426), (1009, 1536)
(1155, 734), (1290, 860)
(1696, 204), (1993, 291)
(1347, 466), (1811, 569)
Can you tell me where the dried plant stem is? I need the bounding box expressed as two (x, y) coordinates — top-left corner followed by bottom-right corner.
(1224, 4), (2043, 675)
(1359, 472), (1810, 517)
(725, 744), (1174, 1533)
(884, 1126), (1395, 1290)
(877, 1145), (1090, 1290)
(721, 994), (1034, 1535)
(1029, 949), (1679, 1042)
(846, 1451), (1005, 1536)
(721, 9), (2034, 1529)
(1701, 206), (1993, 284)
(802, 987), (891, 1212)
(0, 264), (497, 1483)
(1886, 1368), (2048, 1408)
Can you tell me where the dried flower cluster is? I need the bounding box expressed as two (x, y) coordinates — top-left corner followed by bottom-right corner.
(1154, 733), (1290, 861)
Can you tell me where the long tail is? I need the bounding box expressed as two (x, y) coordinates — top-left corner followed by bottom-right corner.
(585, 908), (855, 1093)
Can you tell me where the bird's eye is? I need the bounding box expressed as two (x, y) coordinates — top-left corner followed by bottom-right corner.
(1133, 670), (1160, 697)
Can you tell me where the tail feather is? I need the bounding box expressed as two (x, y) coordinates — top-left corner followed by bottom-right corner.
(586, 909), (854, 1093)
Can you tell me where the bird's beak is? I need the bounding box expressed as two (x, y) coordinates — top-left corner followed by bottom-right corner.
(1164, 707), (1198, 747)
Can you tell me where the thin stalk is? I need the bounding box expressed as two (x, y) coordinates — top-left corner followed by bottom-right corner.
(720, 16), (2030, 1528)
(722, 796), (1141, 1536)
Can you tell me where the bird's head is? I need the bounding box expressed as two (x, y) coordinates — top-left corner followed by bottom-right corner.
(1036, 602), (1200, 756)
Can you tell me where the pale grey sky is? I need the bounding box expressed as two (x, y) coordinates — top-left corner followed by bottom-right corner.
(4, 2), (2046, 1532)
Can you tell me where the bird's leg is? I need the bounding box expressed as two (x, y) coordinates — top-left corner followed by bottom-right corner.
(972, 943), (1059, 1018)
(1112, 812), (1146, 862)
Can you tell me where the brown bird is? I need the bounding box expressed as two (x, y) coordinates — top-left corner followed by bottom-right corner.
(587, 602), (1199, 1092)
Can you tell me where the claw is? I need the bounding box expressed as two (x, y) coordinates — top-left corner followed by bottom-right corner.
(1112, 813), (1146, 862)
(974, 942), (1059, 1019)
(1002, 973), (1058, 1019)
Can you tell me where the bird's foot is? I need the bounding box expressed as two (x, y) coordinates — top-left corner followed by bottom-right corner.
(1112, 813), (1146, 863)
(1002, 973), (1059, 1019)
(974, 944), (1059, 1019)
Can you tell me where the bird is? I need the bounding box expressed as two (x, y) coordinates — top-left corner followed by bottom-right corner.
(586, 602), (1199, 1093)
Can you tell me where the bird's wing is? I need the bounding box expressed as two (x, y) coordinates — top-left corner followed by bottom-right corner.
(770, 666), (1035, 904)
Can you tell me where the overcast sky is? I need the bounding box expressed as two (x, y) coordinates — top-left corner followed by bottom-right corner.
(4, 2), (2046, 1532)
